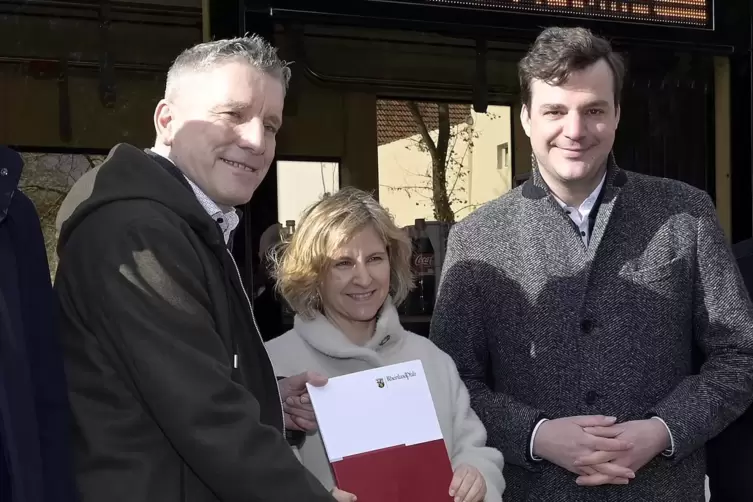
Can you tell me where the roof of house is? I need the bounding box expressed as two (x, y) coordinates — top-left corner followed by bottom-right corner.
(376, 100), (471, 146)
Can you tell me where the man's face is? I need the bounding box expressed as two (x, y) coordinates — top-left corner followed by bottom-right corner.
(521, 59), (620, 188)
(155, 60), (284, 207)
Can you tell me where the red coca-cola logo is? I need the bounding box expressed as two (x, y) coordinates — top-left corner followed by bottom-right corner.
(413, 253), (435, 271)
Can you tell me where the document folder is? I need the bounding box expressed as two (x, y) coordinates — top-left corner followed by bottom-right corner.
(307, 360), (454, 502)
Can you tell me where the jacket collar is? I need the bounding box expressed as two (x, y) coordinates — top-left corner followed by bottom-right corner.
(522, 152), (628, 202)
(58, 144), (226, 254)
(0, 147), (23, 224)
(293, 298), (405, 362)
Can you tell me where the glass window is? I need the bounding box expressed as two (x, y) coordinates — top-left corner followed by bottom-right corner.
(18, 151), (105, 276)
(497, 142), (510, 171)
(276, 160), (340, 229)
(376, 99), (513, 226)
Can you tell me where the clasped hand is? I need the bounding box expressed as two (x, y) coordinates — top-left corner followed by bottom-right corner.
(533, 415), (670, 487)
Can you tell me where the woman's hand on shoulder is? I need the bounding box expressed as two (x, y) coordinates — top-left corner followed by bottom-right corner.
(449, 463), (486, 502)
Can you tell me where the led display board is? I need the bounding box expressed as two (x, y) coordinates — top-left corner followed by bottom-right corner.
(367, 0), (713, 29)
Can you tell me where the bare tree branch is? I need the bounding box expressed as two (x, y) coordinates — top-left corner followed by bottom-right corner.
(398, 103), (502, 223)
(435, 103), (450, 172)
(19, 184), (69, 195)
(84, 154), (98, 170)
(430, 103), (454, 222)
(453, 203), (483, 214)
(382, 184), (433, 191)
(43, 193), (67, 220)
(407, 102), (439, 161)
(448, 125), (470, 197)
(402, 102), (456, 222)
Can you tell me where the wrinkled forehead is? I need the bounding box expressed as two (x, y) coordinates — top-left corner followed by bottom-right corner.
(171, 61), (285, 109)
(530, 60), (617, 108)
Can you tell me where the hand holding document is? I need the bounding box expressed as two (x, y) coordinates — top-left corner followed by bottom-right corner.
(307, 360), (454, 502)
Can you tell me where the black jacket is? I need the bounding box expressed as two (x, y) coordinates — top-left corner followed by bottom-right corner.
(56, 144), (334, 502)
(706, 237), (753, 502)
(0, 146), (77, 502)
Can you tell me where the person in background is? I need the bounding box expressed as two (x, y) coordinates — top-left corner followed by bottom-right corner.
(431, 26), (753, 501)
(266, 187), (506, 502)
(54, 36), (339, 502)
(705, 236), (753, 502)
(0, 146), (77, 502)
(254, 222), (286, 341)
(257, 222), (284, 298)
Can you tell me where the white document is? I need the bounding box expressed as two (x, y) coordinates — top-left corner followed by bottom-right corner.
(306, 359), (444, 462)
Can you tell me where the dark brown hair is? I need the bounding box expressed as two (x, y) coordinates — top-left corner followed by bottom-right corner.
(519, 27), (625, 109)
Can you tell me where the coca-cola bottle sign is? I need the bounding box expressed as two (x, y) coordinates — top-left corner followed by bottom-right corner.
(414, 253), (435, 273)
(404, 218), (436, 315)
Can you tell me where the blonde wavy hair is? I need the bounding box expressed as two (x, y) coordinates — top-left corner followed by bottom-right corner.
(273, 187), (414, 319)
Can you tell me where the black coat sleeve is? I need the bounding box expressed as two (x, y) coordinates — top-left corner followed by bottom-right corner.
(58, 215), (334, 502)
(13, 192), (78, 502)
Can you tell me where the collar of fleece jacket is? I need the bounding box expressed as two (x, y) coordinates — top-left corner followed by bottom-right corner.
(292, 297), (406, 365)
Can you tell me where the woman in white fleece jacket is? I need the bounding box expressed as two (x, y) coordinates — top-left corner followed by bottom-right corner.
(266, 187), (505, 502)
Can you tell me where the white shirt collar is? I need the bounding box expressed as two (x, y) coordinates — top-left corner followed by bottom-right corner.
(182, 177), (240, 245)
(149, 149), (240, 244)
(551, 173), (606, 219)
(551, 173), (606, 246)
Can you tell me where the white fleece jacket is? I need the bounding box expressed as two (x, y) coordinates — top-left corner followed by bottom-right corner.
(265, 300), (505, 501)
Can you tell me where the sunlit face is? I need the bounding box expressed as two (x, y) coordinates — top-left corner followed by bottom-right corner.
(320, 225), (391, 325)
(154, 60), (284, 207)
(521, 59), (620, 189)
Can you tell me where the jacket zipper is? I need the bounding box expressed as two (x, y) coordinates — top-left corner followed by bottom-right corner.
(225, 249), (286, 436)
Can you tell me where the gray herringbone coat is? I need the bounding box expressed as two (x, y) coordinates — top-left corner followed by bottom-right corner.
(430, 161), (753, 502)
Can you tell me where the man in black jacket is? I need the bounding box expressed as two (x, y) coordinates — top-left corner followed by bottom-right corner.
(0, 146), (77, 502)
(55, 36), (340, 502)
(706, 237), (753, 502)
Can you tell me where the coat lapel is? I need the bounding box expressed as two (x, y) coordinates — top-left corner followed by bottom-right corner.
(586, 155), (628, 257)
(522, 152), (628, 256)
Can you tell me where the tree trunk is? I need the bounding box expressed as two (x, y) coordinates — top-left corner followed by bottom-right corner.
(432, 103), (454, 223)
(406, 101), (455, 223)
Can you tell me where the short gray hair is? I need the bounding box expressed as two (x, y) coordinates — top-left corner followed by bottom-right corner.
(165, 34), (291, 100)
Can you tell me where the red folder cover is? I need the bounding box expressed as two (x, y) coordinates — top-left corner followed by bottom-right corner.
(307, 361), (453, 501)
(331, 439), (454, 502)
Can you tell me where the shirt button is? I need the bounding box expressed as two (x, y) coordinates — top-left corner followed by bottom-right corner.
(580, 319), (594, 334)
(0, 168), (7, 176)
(379, 335), (391, 346)
(580, 231), (586, 237)
(585, 391), (598, 405)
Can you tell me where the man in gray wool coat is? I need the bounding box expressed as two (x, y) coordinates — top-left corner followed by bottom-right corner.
(430, 26), (753, 502)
